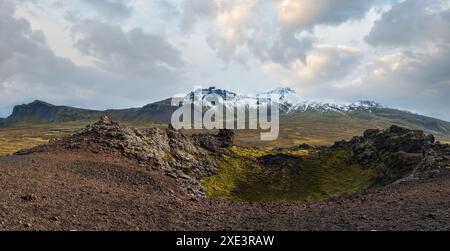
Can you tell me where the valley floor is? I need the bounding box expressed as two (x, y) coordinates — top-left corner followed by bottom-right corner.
(0, 150), (448, 231)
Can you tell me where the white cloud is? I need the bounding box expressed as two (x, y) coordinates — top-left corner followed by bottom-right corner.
(180, 0), (217, 33)
(70, 18), (185, 77)
(81, 0), (133, 20)
(0, 0), (187, 116)
(366, 0), (450, 47)
(214, 1), (257, 47)
(177, 0), (379, 67)
(274, 0), (376, 30)
(354, 44), (450, 97)
(263, 44), (362, 94)
(346, 0), (450, 119)
(1, 0), (450, 121)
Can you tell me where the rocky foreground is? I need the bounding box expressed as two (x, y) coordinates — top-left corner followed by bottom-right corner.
(15, 116), (234, 198)
(332, 125), (450, 183)
(0, 117), (449, 230)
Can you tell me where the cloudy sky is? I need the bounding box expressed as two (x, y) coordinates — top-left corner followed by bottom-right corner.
(1, 0), (450, 120)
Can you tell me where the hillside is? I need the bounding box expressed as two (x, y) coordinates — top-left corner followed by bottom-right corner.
(2, 100), (103, 126)
(273, 109), (450, 146)
(0, 99), (170, 127)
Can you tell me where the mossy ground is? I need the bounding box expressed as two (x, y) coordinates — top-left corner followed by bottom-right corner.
(202, 146), (377, 202)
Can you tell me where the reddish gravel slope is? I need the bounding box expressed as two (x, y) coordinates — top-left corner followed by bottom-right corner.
(0, 149), (448, 231)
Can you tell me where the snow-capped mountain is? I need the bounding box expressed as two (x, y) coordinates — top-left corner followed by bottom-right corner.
(288, 100), (383, 113)
(260, 87), (383, 113)
(3, 87), (450, 136)
(188, 86), (383, 114)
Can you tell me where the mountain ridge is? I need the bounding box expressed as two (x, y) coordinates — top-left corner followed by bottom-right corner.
(1, 88), (450, 140)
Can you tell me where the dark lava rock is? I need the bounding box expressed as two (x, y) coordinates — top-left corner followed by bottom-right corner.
(16, 116), (234, 197)
(217, 129), (235, 148)
(332, 125), (450, 184)
(192, 129), (234, 153)
(378, 152), (423, 184)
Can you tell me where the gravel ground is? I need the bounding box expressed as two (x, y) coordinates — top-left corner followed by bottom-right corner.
(0, 150), (449, 231)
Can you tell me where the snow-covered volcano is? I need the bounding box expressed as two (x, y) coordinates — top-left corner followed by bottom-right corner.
(189, 86), (383, 113)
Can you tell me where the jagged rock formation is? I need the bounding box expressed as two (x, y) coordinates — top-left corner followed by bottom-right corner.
(16, 116), (234, 197)
(254, 125), (450, 188)
(332, 125), (450, 184)
(192, 129), (235, 153)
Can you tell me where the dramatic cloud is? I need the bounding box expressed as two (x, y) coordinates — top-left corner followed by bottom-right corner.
(177, 0), (377, 67)
(0, 0), (87, 102)
(263, 44), (362, 93)
(70, 18), (185, 78)
(180, 0), (217, 32)
(366, 0), (450, 47)
(81, 0), (133, 20)
(0, 0), (185, 116)
(274, 0), (376, 30)
(346, 0), (450, 119)
(1, 0), (449, 120)
(345, 44), (450, 119)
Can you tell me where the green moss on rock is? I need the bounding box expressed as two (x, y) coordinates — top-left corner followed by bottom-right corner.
(202, 147), (376, 203)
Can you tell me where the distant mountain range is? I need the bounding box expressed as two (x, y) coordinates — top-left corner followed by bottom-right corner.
(1, 87), (450, 139)
(0, 99), (177, 127)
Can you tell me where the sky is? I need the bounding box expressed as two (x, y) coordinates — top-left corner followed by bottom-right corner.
(0, 0), (450, 120)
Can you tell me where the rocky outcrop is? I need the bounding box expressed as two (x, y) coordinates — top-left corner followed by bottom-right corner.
(192, 129), (235, 153)
(332, 125), (450, 184)
(17, 116), (235, 197)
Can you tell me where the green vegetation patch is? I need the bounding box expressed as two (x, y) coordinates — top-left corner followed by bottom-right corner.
(202, 147), (376, 202)
(0, 125), (80, 156)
